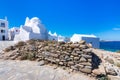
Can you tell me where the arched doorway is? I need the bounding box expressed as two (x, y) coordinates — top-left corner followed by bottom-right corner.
(2, 35), (5, 40)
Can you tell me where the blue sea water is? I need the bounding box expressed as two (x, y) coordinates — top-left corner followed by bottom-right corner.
(100, 41), (120, 52)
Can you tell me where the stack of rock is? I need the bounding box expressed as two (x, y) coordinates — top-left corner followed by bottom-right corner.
(1, 40), (94, 74)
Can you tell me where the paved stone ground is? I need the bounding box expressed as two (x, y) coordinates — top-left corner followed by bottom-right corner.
(0, 60), (95, 80)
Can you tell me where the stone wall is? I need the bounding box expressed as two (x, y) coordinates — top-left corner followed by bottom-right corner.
(1, 40), (100, 74)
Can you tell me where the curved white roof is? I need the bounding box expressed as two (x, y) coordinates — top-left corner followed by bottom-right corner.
(70, 34), (97, 43)
(72, 34), (97, 38)
(48, 31), (58, 37)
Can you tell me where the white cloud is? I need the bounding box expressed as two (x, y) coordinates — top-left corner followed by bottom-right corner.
(113, 28), (120, 31)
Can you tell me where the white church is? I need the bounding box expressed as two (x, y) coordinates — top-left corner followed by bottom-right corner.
(0, 17), (100, 48)
(14, 17), (48, 41)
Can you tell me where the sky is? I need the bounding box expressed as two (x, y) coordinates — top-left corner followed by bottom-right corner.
(0, 0), (120, 41)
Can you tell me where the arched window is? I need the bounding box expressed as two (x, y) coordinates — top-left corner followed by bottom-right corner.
(2, 35), (5, 40)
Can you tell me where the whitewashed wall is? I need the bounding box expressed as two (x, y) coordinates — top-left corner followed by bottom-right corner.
(0, 19), (8, 40)
(82, 37), (100, 48)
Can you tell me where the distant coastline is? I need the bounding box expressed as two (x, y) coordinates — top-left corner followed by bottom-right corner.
(100, 41), (120, 52)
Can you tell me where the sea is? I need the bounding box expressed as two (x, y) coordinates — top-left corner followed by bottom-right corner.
(100, 41), (120, 52)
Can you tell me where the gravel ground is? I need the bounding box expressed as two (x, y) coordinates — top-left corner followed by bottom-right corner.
(0, 60), (95, 80)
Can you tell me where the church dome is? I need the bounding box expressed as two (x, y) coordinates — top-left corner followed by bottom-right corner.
(14, 17), (48, 41)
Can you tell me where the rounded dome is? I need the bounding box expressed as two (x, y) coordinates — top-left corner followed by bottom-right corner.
(30, 17), (42, 24)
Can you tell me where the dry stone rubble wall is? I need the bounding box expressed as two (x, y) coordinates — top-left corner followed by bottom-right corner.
(1, 40), (101, 74)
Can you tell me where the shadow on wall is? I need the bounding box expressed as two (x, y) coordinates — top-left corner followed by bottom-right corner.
(92, 52), (102, 69)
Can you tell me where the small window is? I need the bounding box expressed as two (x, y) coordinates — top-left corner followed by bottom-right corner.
(1, 30), (5, 33)
(1, 23), (5, 27)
